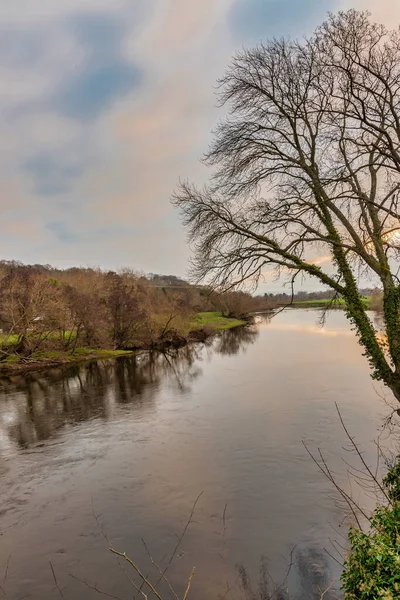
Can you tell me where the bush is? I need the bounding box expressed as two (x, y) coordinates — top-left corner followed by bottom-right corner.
(341, 458), (400, 599)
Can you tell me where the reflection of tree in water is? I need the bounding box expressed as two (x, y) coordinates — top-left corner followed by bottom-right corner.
(238, 546), (341, 600)
(0, 362), (114, 448)
(0, 328), (258, 450)
(113, 345), (204, 401)
(214, 325), (259, 356)
(371, 311), (384, 332)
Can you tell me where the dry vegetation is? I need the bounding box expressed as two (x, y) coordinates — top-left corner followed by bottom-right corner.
(0, 261), (271, 370)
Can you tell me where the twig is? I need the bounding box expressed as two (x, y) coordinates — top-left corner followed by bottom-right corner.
(318, 290), (343, 327)
(221, 503), (230, 596)
(318, 580), (335, 599)
(275, 545), (296, 599)
(270, 270), (300, 317)
(303, 441), (368, 528)
(92, 498), (145, 596)
(151, 492), (203, 594)
(141, 539), (180, 600)
(159, 314), (177, 339)
(49, 561), (66, 600)
(69, 573), (125, 600)
(0, 586), (10, 599)
(319, 447), (370, 523)
(183, 568), (195, 600)
(335, 402), (392, 504)
(323, 547), (344, 568)
(218, 572), (243, 600)
(327, 520), (348, 542)
(2, 556), (10, 588)
(110, 549), (163, 600)
(329, 537), (346, 559)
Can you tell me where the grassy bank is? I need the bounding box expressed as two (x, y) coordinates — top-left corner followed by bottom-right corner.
(291, 296), (371, 309)
(191, 311), (247, 330)
(0, 348), (135, 376)
(0, 312), (247, 377)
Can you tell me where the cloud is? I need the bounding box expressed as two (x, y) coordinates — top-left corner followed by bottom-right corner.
(134, 0), (234, 59)
(0, 182), (25, 215)
(0, 0), (358, 287)
(77, 1), (238, 232)
(230, 0), (335, 41)
(308, 255), (332, 266)
(338, 0), (400, 26)
(56, 64), (140, 121)
(24, 153), (85, 196)
(0, 0), (131, 26)
(0, 5), (147, 201)
(52, 13), (142, 121)
(45, 221), (81, 244)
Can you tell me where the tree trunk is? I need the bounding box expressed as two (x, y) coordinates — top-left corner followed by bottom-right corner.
(388, 376), (400, 404)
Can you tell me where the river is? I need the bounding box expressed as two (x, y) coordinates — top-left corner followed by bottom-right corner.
(0, 309), (396, 600)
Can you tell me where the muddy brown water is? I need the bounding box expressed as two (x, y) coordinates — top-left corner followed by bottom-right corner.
(0, 309), (396, 599)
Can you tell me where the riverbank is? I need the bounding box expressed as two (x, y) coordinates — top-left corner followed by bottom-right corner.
(290, 297), (371, 309)
(0, 312), (248, 377)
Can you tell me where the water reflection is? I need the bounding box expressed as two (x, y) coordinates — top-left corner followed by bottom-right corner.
(0, 325), (258, 450)
(238, 546), (341, 600)
(0, 311), (388, 600)
(215, 326), (259, 356)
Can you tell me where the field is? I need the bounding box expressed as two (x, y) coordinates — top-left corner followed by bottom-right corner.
(291, 297), (371, 309)
(0, 312), (247, 374)
(191, 311), (247, 330)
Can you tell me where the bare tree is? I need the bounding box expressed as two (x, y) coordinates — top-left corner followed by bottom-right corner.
(173, 10), (400, 401)
(0, 265), (66, 356)
(62, 283), (106, 350)
(104, 271), (148, 349)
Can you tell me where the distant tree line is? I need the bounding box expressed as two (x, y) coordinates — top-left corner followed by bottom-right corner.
(266, 288), (381, 305)
(0, 261), (271, 359)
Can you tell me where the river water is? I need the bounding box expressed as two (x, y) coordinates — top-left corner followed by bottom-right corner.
(0, 309), (397, 600)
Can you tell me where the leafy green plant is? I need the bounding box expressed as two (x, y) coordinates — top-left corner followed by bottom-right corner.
(341, 458), (400, 599)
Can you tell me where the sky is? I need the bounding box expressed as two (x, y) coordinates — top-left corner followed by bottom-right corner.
(0, 0), (399, 291)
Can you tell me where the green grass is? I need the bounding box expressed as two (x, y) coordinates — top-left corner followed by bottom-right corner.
(0, 348), (134, 372)
(70, 348), (132, 359)
(0, 330), (77, 347)
(3, 355), (20, 363)
(292, 296), (371, 308)
(191, 311), (246, 331)
(0, 312), (248, 376)
(31, 348), (133, 361)
(0, 314), (245, 374)
(0, 333), (20, 345)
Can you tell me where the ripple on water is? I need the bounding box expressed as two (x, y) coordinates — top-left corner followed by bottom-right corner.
(0, 309), (396, 600)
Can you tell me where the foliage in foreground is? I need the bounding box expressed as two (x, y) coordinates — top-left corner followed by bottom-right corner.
(341, 458), (400, 599)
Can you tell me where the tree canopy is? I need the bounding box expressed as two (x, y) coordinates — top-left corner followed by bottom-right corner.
(173, 10), (400, 400)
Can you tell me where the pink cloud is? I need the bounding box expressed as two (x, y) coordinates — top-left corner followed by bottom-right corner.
(0, 182), (25, 215)
(338, 0), (400, 25)
(79, 2), (237, 231)
(135, 0), (234, 57)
